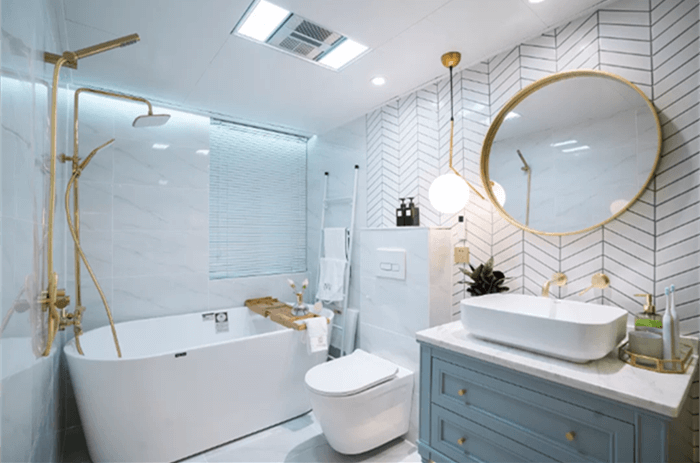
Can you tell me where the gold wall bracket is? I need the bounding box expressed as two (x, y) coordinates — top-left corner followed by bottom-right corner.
(44, 52), (77, 69)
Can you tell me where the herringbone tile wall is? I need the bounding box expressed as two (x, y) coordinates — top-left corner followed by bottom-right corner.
(365, 0), (699, 335)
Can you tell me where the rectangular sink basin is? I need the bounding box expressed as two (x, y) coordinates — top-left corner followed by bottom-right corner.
(460, 294), (627, 363)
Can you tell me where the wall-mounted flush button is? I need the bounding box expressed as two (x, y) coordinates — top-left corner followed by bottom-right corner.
(375, 248), (406, 280)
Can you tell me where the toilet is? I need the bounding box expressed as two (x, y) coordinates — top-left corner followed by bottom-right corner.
(304, 349), (414, 455)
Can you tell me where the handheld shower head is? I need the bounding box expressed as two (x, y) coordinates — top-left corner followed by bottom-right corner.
(79, 139), (115, 172)
(132, 113), (171, 128)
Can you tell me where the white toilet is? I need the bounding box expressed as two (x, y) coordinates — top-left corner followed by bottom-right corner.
(304, 349), (414, 455)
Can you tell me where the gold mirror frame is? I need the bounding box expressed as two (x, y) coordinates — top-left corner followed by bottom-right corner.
(480, 69), (662, 236)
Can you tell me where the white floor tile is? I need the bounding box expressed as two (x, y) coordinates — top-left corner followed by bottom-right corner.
(197, 412), (418, 463)
(65, 412), (419, 463)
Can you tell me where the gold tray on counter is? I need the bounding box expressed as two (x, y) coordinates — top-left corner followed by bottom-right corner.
(619, 341), (693, 374)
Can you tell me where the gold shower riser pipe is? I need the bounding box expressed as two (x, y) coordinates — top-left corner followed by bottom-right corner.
(69, 88), (153, 312)
(43, 33), (141, 357)
(42, 55), (69, 356)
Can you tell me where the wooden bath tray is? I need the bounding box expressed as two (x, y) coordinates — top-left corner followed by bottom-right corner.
(244, 297), (330, 331)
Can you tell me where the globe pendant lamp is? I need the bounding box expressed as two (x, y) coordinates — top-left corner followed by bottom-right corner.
(429, 52), (485, 214)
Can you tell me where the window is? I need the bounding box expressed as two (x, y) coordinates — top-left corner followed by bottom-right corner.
(209, 119), (307, 279)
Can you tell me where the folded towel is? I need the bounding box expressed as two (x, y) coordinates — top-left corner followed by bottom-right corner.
(323, 228), (348, 260)
(305, 316), (328, 354)
(316, 258), (346, 302)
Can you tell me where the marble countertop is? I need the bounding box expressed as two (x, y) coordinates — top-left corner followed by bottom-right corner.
(416, 321), (698, 418)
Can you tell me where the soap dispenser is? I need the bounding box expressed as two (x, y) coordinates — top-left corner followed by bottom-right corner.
(634, 293), (662, 335)
(396, 198), (406, 227)
(407, 197), (420, 226)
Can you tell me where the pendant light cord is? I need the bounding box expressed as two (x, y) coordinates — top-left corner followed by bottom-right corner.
(450, 65), (454, 123)
(447, 64), (485, 200)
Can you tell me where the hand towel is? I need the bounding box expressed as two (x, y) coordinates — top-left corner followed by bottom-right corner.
(323, 228), (348, 260)
(316, 258), (346, 302)
(305, 316), (328, 354)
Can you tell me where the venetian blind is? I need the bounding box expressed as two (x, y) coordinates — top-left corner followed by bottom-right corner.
(209, 119), (307, 279)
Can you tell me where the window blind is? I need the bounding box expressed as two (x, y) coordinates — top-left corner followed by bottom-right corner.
(209, 119), (307, 279)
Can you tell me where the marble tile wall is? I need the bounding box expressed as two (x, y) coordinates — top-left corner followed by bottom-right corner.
(1, 0), (71, 460)
(71, 95), (309, 334)
(365, 0), (700, 336)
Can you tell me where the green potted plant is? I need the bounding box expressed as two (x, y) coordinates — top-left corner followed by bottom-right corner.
(460, 257), (509, 296)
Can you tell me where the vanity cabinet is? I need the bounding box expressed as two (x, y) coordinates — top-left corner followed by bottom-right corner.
(418, 343), (695, 463)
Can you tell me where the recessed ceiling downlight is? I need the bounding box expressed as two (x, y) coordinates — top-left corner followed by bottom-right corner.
(237, 0), (290, 42)
(371, 76), (386, 86)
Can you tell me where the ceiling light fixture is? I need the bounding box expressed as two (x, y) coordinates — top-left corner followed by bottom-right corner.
(196, 149), (210, 155)
(237, 0), (290, 42)
(428, 52), (485, 214)
(371, 76), (386, 86)
(152, 143), (169, 150)
(529, 0), (546, 3)
(318, 39), (368, 70)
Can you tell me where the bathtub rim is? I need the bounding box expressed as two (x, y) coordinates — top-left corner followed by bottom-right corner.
(64, 306), (334, 363)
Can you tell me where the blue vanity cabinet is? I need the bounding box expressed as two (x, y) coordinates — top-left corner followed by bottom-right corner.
(418, 343), (694, 463)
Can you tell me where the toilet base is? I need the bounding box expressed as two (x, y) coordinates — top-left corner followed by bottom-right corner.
(309, 367), (414, 455)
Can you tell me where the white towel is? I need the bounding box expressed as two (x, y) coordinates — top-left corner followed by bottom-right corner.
(305, 317), (328, 354)
(316, 258), (346, 302)
(323, 228), (348, 260)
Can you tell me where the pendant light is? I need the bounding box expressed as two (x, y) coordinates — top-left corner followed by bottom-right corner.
(429, 52), (485, 214)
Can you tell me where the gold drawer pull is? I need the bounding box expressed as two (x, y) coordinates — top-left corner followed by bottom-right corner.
(457, 389), (466, 396)
(565, 431), (576, 442)
(457, 437), (466, 445)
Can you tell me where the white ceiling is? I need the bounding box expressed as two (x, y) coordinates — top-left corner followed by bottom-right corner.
(60, 0), (612, 136)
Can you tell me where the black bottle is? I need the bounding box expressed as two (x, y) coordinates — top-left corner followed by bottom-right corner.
(407, 197), (420, 226)
(396, 198), (406, 226)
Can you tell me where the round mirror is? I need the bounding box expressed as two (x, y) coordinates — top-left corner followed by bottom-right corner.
(481, 70), (661, 235)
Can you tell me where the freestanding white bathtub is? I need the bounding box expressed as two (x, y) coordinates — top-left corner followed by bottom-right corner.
(65, 307), (332, 462)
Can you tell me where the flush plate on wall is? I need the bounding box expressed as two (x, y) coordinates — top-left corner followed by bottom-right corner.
(376, 247), (406, 280)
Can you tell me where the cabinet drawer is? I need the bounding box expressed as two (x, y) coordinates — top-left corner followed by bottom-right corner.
(431, 404), (551, 462)
(432, 358), (634, 462)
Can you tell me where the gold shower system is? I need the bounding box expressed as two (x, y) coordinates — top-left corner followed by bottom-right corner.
(42, 34), (170, 357)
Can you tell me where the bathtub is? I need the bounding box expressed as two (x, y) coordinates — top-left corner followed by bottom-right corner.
(65, 307), (333, 462)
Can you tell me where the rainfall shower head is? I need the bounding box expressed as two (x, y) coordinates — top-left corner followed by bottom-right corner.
(72, 33), (140, 60)
(132, 113), (171, 128)
(45, 33), (141, 69)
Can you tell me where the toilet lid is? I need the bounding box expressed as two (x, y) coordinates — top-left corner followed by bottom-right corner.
(305, 349), (399, 397)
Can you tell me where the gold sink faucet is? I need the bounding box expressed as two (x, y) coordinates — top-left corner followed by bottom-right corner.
(579, 273), (610, 296)
(542, 273), (567, 297)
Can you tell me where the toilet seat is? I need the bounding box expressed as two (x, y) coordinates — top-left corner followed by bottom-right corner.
(305, 349), (398, 397)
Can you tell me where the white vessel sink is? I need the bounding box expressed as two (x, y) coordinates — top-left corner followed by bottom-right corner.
(460, 294), (627, 363)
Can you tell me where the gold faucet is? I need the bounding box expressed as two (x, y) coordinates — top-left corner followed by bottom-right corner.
(578, 273), (610, 296)
(542, 273), (567, 297)
(634, 293), (655, 314)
